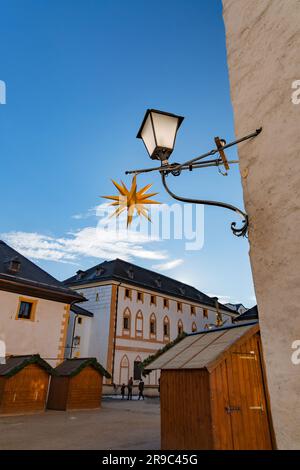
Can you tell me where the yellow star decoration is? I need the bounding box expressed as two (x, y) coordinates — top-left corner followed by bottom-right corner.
(102, 175), (160, 227)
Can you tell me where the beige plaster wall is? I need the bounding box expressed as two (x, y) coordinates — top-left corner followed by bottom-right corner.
(0, 290), (67, 366)
(222, 0), (300, 449)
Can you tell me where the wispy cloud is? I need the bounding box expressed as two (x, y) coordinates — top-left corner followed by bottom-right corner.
(152, 259), (184, 271)
(1, 224), (169, 265)
(71, 206), (99, 220)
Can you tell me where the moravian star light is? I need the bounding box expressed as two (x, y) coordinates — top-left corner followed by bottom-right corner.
(102, 175), (160, 227)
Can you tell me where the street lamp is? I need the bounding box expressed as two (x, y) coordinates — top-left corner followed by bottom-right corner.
(127, 109), (262, 237)
(137, 109), (184, 163)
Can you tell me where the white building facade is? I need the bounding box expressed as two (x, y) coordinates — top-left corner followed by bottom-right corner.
(64, 259), (237, 388)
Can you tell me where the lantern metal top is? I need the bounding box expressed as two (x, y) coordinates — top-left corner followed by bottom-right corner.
(136, 109), (184, 139)
(136, 109), (184, 162)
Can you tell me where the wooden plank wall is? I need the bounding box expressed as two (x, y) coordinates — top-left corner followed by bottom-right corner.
(209, 359), (233, 449)
(160, 369), (213, 450)
(67, 366), (102, 410)
(0, 364), (49, 414)
(210, 333), (273, 450)
(47, 376), (69, 410)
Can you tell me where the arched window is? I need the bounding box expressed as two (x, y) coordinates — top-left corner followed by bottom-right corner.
(192, 322), (197, 333)
(119, 355), (129, 385)
(123, 307), (131, 335)
(134, 355), (142, 381)
(135, 310), (143, 338)
(163, 316), (170, 340)
(177, 319), (184, 336)
(150, 313), (156, 337)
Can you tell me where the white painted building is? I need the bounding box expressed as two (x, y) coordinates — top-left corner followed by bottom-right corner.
(0, 240), (84, 366)
(64, 259), (237, 387)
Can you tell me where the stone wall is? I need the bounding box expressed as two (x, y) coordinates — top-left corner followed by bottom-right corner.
(222, 0), (300, 449)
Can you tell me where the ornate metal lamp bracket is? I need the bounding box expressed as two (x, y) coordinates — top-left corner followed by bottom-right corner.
(160, 171), (249, 237)
(126, 128), (262, 237)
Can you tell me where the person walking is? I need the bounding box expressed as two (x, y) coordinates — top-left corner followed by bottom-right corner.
(138, 379), (145, 400)
(121, 383), (126, 400)
(127, 377), (133, 400)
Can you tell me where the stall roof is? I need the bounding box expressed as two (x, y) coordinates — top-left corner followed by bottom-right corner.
(0, 355), (54, 377)
(54, 357), (110, 378)
(145, 322), (259, 373)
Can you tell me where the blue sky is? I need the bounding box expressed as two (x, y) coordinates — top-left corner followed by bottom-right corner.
(0, 0), (256, 307)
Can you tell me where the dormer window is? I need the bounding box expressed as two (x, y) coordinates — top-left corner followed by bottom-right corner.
(95, 266), (104, 276)
(7, 257), (21, 274)
(127, 267), (134, 280)
(76, 270), (85, 281)
(179, 286), (185, 295)
(155, 277), (162, 288)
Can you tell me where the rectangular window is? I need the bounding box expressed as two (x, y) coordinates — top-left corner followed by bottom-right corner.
(163, 298), (169, 309)
(191, 306), (196, 315)
(203, 308), (208, 318)
(95, 292), (99, 302)
(125, 288), (132, 300)
(177, 302), (182, 312)
(18, 301), (33, 319)
(73, 335), (80, 346)
(150, 321), (156, 335)
(16, 299), (37, 321)
(137, 291), (143, 302)
(77, 317), (82, 325)
(150, 295), (156, 305)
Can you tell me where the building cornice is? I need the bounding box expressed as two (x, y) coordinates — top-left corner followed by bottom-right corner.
(0, 275), (85, 305)
(68, 279), (236, 316)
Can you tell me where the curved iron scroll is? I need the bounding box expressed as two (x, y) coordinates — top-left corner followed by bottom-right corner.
(161, 172), (248, 237)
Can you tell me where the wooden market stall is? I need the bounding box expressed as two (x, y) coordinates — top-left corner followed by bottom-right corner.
(0, 355), (53, 415)
(145, 322), (275, 450)
(47, 357), (110, 411)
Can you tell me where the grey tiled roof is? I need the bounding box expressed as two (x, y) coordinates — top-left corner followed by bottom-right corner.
(71, 304), (94, 317)
(64, 258), (234, 313)
(0, 240), (84, 303)
(225, 303), (246, 312)
(234, 305), (258, 322)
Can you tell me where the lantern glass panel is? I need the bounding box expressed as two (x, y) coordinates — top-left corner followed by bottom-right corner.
(151, 111), (179, 151)
(140, 113), (156, 156)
